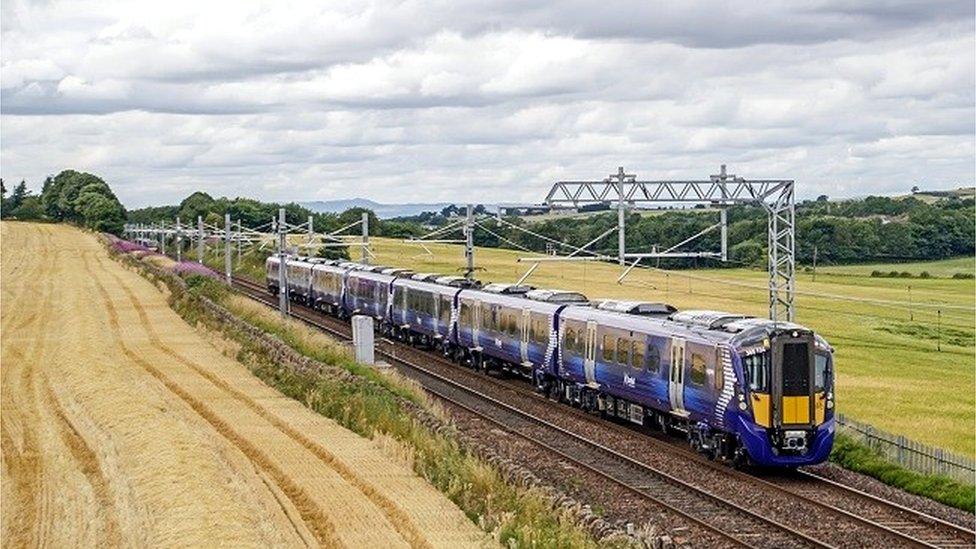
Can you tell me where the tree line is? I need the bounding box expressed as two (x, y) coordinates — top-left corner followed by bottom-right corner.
(1, 170), (127, 234)
(129, 190), (974, 269)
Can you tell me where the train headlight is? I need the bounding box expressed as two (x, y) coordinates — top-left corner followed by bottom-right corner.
(738, 401), (748, 411)
(826, 400), (834, 409)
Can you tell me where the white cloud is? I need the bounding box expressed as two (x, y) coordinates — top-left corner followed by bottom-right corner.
(0, 0), (973, 207)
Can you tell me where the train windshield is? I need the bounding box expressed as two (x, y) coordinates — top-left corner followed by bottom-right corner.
(781, 342), (810, 396)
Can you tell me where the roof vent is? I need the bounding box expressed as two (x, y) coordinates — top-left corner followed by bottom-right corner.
(482, 283), (534, 295)
(525, 289), (589, 303)
(670, 310), (750, 330)
(410, 273), (442, 282)
(595, 300), (677, 316)
(434, 276), (481, 288)
(381, 267), (414, 277)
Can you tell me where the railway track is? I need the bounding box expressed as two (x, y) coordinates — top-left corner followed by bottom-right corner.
(230, 276), (975, 548)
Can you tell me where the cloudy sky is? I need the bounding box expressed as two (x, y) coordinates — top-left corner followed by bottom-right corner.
(1, 0), (973, 208)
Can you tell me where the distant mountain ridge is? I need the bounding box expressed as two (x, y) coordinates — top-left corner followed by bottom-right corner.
(300, 198), (455, 219)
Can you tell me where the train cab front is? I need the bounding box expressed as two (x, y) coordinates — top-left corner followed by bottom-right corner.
(735, 328), (834, 467)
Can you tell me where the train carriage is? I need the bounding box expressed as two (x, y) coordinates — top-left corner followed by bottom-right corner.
(343, 269), (394, 321)
(285, 258), (315, 303)
(390, 277), (460, 346)
(310, 261), (346, 315)
(456, 287), (586, 375)
(265, 256), (281, 294)
(550, 304), (834, 466)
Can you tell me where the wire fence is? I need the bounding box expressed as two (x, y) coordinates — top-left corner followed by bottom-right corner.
(836, 414), (975, 484)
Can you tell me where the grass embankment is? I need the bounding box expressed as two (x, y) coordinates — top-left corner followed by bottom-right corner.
(152, 272), (612, 548)
(831, 434), (975, 512)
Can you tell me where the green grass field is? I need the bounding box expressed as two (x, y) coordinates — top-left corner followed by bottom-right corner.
(366, 238), (975, 456)
(817, 256), (975, 278)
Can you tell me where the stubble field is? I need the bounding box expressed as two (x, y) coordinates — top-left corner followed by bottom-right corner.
(0, 222), (487, 548)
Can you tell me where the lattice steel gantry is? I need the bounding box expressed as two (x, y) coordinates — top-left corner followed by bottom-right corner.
(544, 165), (796, 322)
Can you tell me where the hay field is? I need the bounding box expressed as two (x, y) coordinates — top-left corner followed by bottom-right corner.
(0, 222), (487, 548)
(369, 237), (976, 456)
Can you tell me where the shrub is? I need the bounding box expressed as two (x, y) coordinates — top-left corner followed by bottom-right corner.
(952, 272), (975, 279)
(172, 261), (220, 279)
(870, 270), (884, 278)
(899, 271), (912, 278)
(918, 271), (931, 279)
(183, 274), (229, 301)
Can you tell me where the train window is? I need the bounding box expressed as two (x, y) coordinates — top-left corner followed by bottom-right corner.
(576, 329), (585, 355)
(508, 312), (518, 336)
(744, 353), (769, 392)
(602, 334), (614, 362)
(632, 340), (644, 370)
(690, 353), (707, 386)
(565, 328), (577, 354)
(440, 297), (452, 324)
(815, 353), (829, 392)
(460, 302), (471, 326)
(616, 337), (628, 365)
(646, 344), (660, 372)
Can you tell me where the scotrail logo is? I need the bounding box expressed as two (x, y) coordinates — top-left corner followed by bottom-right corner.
(623, 373), (636, 388)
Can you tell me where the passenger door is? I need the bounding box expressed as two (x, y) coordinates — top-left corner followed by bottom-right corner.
(669, 337), (688, 416)
(520, 309), (530, 364)
(584, 321), (597, 386)
(473, 301), (481, 347)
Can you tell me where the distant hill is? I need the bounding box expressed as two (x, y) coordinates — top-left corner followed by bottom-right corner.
(301, 198), (455, 219)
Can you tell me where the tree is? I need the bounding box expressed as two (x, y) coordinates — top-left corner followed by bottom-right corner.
(178, 191), (215, 222)
(40, 170), (126, 234)
(816, 194), (829, 202)
(76, 192), (125, 234)
(8, 180), (29, 211)
(10, 196), (45, 220)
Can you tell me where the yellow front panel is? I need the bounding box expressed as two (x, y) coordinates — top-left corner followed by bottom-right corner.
(782, 396), (810, 425)
(815, 392), (826, 424)
(751, 393), (771, 427)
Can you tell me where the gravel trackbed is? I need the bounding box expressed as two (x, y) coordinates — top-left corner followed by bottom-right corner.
(0, 222), (489, 548)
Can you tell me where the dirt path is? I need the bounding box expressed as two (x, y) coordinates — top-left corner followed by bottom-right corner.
(1, 222), (488, 548)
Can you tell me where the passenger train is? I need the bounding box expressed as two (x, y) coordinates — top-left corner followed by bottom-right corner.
(267, 256), (835, 467)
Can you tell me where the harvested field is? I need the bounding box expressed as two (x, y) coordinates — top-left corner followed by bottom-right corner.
(0, 222), (488, 548)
